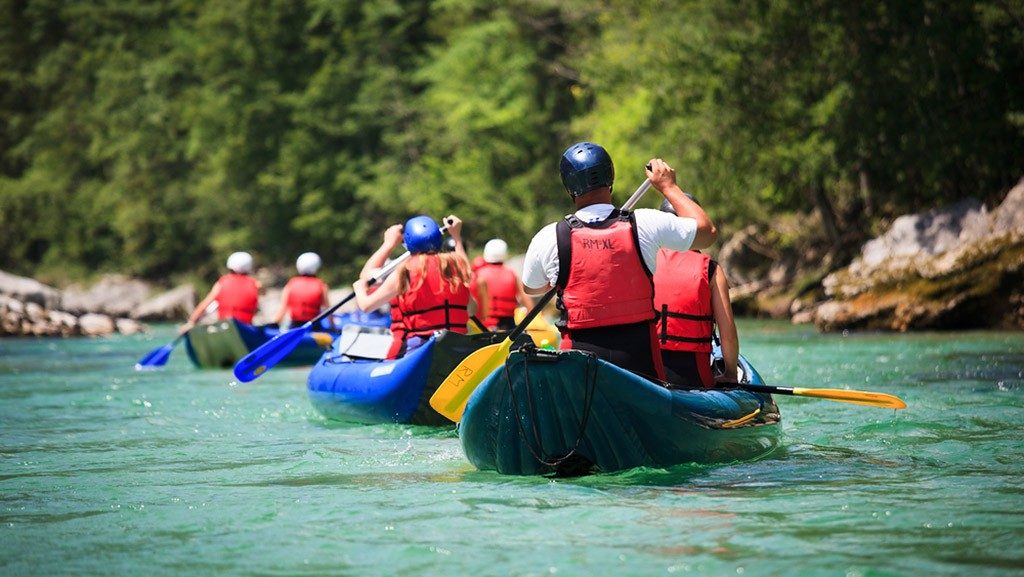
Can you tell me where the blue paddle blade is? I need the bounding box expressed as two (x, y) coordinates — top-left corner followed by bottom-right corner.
(135, 343), (174, 370)
(233, 325), (311, 382)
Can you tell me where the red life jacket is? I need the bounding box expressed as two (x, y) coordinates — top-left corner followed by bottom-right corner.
(475, 262), (518, 326)
(653, 249), (714, 353)
(284, 275), (326, 323)
(396, 254), (470, 338)
(215, 273), (259, 324)
(555, 210), (655, 330)
(386, 296), (406, 360)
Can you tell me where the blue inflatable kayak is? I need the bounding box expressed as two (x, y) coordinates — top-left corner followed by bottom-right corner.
(307, 330), (522, 425)
(459, 347), (781, 475)
(330, 309), (391, 329)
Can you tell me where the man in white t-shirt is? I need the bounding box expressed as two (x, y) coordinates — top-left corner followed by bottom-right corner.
(521, 142), (717, 379)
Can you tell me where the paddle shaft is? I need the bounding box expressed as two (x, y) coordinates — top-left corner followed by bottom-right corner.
(724, 382), (907, 409)
(303, 251), (410, 329)
(621, 178), (652, 211)
(508, 288), (557, 342)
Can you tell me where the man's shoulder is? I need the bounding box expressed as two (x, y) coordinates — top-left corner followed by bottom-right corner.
(632, 207), (689, 230)
(529, 221), (560, 241)
(631, 207), (672, 221)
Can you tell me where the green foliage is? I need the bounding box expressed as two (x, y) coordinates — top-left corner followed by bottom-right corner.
(0, 0), (1021, 285)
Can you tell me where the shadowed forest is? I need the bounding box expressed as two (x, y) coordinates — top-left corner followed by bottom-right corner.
(1, 0), (1021, 285)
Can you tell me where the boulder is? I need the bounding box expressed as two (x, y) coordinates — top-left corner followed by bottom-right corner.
(0, 295), (25, 316)
(255, 266), (290, 291)
(78, 313), (115, 337)
(132, 285), (195, 321)
(253, 288), (283, 325)
(30, 321), (56, 337)
(115, 318), (145, 336)
(1, 311), (19, 335)
(63, 274), (152, 316)
(48, 310), (79, 336)
(25, 302), (46, 322)
(0, 270), (62, 309)
(717, 225), (777, 286)
(817, 178), (1024, 331)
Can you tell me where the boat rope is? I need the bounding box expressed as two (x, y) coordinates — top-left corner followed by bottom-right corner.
(505, 347), (598, 470)
(719, 407), (762, 428)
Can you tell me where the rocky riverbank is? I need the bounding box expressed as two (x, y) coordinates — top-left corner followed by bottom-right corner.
(0, 267), (358, 338)
(813, 179), (1024, 331)
(0, 272), (195, 337)
(5, 178), (1021, 337)
(720, 177), (1024, 332)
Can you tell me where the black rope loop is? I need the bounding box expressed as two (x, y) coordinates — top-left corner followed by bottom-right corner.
(506, 349), (598, 470)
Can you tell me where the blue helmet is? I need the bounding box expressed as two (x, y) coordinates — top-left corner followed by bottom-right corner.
(403, 215), (443, 254)
(559, 142), (614, 197)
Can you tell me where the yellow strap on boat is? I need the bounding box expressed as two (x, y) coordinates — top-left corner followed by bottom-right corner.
(720, 407), (761, 429)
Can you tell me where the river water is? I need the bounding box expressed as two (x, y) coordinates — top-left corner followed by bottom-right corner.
(1, 321), (1022, 576)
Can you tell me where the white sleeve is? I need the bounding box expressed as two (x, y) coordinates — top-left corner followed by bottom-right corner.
(521, 223), (560, 289)
(633, 209), (698, 271)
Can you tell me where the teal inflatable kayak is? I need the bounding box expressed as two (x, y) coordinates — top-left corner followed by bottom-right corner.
(459, 347), (781, 476)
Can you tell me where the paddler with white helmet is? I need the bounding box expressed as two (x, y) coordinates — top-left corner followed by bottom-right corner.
(271, 252), (330, 328)
(181, 251), (261, 333)
(472, 238), (532, 331)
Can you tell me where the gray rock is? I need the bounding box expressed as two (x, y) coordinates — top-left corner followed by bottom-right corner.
(854, 198), (986, 271)
(0, 295), (24, 315)
(48, 310), (78, 335)
(30, 321), (56, 337)
(25, 302), (45, 322)
(717, 225), (778, 286)
(818, 178), (1024, 331)
(790, 309), (816, 325)
(115, 318), (145, 336)
(255, 266), (290, 290)
(1, 311), (20, 335)
(253, 288), (283, 325)
(63, 274), (152, 316)
(78, 313), (115, 336)
(991, 178), (1024, 236)
(131, 285), (195, 321)
(0, 270), (62, 309)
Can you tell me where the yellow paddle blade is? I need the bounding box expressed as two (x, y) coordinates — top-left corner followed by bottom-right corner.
(429, 338), (513, 422)
(311, 332), (335, 347)
(513, 307), (560, 349)
(791, 387), (907, 409)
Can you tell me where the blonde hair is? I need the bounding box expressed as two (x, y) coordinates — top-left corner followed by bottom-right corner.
(398, 253), (472, 294)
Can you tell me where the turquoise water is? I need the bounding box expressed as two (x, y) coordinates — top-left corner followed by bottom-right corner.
(2, 321), (1022, 576)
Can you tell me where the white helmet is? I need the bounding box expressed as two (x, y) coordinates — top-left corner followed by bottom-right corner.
(226, 251), (254, 274)
(483, 239), (508, 264)
(296, 252), (322, 275)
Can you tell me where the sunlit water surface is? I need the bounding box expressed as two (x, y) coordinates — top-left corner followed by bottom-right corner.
(2, 321), (1022, 576)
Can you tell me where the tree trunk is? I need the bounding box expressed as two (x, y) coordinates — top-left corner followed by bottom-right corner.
(813, 180), (841, 250)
